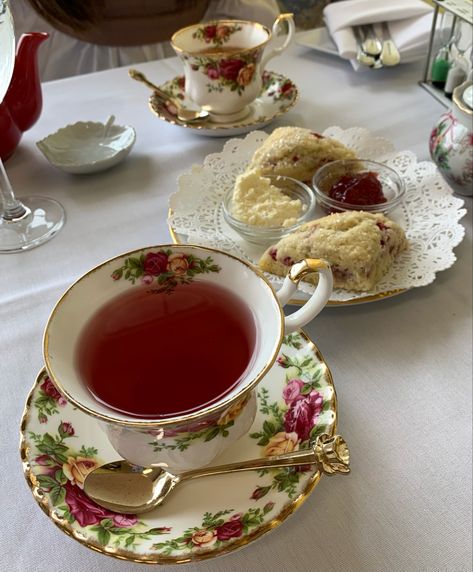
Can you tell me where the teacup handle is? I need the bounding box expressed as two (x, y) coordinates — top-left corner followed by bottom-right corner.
(276, 259), (333, 334)
(261, 13), (295, 69)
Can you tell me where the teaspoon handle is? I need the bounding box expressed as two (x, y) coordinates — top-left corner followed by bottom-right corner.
(178, 434), (350, 482)
(128, 69), (174, 102)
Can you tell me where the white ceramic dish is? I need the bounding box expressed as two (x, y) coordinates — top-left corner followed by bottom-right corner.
(36, 116), (136, 174)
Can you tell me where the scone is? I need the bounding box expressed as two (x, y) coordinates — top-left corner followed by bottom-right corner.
(259, 211), (408, 292)
(247, 127), (357, 182)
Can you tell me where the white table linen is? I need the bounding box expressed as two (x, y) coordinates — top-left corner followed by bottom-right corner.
(1, 39), (472, 572)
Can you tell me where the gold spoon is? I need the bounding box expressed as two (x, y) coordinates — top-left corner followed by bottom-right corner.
(84, 434), (350, 514)
(128, 69), (209, 123)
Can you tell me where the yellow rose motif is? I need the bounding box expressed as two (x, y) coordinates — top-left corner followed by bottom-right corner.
(167, 253), (189, 275)
(62, 456), (99, 488)
(216, 25), (230, 39)
(237, 63), (255, 86)
(191, 529), (217, 547)
(264, 431), (300, 457)
(217, 395), (249, 426)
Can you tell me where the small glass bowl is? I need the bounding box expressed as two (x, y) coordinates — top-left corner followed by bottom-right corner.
(222, 175), (316, 246)
(311, 159), (405, 215)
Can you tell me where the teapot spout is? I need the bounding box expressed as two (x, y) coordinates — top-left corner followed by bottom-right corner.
(4, 32), (49, 133)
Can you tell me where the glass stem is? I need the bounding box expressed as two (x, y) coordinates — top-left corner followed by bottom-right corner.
(0, 158), (27, 220)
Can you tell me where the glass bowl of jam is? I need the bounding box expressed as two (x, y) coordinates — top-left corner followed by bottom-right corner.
(312, 159), (405, 215)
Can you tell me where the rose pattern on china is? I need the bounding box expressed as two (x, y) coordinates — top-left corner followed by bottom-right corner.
(154, 70), (298, 124)
(188, 50), (260, 96)
(429, 110), (473, 195)
(153, 506), (273, 554)
(27, 416), (171, 547)
(191, 23), (242, 47)
(249, 333), (330, 499)
(111, 249), (220, 294)
(34, 376), (67, 423)
(25, 331), (334, 558)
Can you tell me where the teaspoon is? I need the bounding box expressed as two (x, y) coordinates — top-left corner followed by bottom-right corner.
(84, 434), (350, 514)
(128, 69), (209, 123)
(353, 26), (378, 68)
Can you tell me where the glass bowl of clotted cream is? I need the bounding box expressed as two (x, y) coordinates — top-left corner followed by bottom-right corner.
(222, 171), (316, 246)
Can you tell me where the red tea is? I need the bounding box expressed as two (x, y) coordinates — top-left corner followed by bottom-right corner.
(75, 281), (256, 418)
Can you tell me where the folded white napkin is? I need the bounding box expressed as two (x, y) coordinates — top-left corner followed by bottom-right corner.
(323, 0), (434, 70)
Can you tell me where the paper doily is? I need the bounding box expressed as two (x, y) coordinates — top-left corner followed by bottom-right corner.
(168, 127), (466, 304)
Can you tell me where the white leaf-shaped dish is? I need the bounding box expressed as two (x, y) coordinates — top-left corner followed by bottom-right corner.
(36, 119), (136, 174)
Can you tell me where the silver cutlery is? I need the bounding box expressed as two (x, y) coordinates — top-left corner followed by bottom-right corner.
(380, 22), (401, 66)
(353, 26), (380, 68)
(360, 24), (383, 57)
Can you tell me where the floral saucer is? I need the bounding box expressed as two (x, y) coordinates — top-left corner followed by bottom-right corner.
(21, 331), (337, 564)
(148, 70), (298, 137)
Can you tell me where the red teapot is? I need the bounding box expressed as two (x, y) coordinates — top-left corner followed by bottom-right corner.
(0, 32), (48, 162)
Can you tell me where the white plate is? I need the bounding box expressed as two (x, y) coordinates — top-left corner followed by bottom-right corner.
(148, 71), (298, 137)
(296, 27), (339, 57)
(168, 127), (466, 305)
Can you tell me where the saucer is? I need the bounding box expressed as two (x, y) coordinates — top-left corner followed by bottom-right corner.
(148, 71), (298, 137)
(21, 331), (337, 564)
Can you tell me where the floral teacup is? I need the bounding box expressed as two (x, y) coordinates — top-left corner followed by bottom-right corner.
(170, 14), (295, 123)
(43, 245), (332, 471)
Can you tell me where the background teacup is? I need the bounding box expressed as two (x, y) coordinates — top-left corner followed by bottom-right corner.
(171, 14), (295, 123)
(43, 245), (332, 471)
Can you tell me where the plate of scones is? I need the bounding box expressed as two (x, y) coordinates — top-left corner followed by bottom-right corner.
(168, 126), (466, 305)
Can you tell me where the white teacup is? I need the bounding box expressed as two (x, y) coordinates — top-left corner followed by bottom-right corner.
(170, 14), (295, 123)
(43, 245), (332, 471)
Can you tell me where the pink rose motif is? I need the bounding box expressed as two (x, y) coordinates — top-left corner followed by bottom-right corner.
(143, 251), (168, 276)
(203, 25), (217, 42)
(65, 483), (138, 528)
(141, 274), (153, 285)
(282, 379), (304, 404)
(218, 58), (245, 81)
(207, 66), (220, 80)
(284, 390), (324, 442)
(215, 515), (243, 540)
(59, 421), (75, 437)
(40, 377), (67, 406)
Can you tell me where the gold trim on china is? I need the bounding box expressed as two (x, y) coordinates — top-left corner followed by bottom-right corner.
(43, 244), (285, 428)
(167, 213), (407, 306)
(170, 19), (272, 56)
(148, 73), (299, 132)
(288, 259), (330, 284)
(20, 330), (338, 565)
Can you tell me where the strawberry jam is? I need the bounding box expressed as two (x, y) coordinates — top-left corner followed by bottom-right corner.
(329, 171), (387, 206)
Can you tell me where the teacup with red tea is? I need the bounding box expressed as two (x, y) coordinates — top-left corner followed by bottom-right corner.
(43, 245), (332, 471)
(171, 14), (295, 123)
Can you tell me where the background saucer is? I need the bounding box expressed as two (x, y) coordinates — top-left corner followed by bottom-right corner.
(21, 331), (337, 564)
(148, 70), (298, 137)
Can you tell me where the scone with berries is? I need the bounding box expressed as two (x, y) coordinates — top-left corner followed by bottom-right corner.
(247, 126), (357, 182)
(259, 211), (408, 292)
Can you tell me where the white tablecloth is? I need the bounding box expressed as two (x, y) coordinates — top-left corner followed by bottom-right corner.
(1, 38), (472, 572)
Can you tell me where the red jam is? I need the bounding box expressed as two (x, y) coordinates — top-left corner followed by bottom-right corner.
(328, 171), (387, 206)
